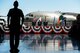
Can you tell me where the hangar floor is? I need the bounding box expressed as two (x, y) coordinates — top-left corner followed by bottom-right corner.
(0, 34), (79, 53)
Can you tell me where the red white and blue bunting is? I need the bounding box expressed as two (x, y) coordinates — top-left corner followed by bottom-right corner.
(22, 26), (31, 33)
(52, 26), (62, 33)
(0, 25), (71, 34)
(31, 26), (41, 33)
(41, 26), (52, 33)
(62, 26), (71, 33)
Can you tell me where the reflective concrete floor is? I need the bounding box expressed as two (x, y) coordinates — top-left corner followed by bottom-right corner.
(0, 34), (80, 53)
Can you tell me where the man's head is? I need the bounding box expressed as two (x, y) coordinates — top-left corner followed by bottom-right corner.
(13, 1), (19, 8)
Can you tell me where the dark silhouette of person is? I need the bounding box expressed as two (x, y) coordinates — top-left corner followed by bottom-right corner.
(0, 19), (5, 43)
(68, 14), (80, 51)
(43, 38), (48, 47)
(0, 27), (4, 43)
(7, 1), (24, 53)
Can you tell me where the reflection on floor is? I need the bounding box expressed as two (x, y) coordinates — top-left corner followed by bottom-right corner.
(0, 34), (80, 53)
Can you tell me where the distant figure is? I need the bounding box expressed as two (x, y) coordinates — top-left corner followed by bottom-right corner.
(60, 35), (67, 50)
(43, 38), (48, 47)
(68, 14), (80, 51)
(59, 35), (65, 50)
(0, 27), (4, 43)
(7, 1), (24, 53)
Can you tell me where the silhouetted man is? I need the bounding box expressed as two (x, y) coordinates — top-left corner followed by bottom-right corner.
(68, 14), (80, 51)
(7, 1), (24, 53)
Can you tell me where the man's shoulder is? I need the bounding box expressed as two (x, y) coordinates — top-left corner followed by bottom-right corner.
(18, 8), (22, 12)
(9, 8), (22, 11)
(9, 8), (14, 11)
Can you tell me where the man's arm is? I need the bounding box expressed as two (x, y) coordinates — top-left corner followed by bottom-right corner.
(20, 10), (24, 25)
(7, 16), (10, 27)
(21, 15), (24, 25)
(7, 9), (11, 27)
